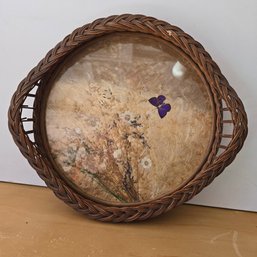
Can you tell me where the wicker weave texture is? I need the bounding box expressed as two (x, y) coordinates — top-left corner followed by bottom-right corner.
(8, 14), (247, 222)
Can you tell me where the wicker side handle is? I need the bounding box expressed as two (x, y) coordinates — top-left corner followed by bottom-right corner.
(217, 77), (247, 161)
(190, 75), (248, 190)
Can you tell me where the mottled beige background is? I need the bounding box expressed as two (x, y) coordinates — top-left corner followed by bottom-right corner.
(46, 33), (213, 203)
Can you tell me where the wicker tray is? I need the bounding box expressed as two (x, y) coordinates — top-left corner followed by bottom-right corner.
(8, 14), (247, 222)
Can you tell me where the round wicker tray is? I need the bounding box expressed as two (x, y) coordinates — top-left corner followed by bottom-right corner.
(8, 14), (248, 222)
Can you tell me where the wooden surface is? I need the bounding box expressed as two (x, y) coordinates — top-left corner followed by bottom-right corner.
(0, 182), (256, 257)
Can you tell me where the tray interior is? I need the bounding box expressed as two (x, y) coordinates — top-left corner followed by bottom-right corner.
(42, 32), (215, 204)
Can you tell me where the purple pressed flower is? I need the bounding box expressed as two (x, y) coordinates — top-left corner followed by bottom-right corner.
(148, 95), (171, 119)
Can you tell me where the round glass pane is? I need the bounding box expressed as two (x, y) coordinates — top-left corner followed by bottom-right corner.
(45, 33), (214, 204)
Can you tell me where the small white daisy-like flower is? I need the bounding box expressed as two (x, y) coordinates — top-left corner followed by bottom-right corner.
(140, 157), (152, 169)
(74, 127), (81, 134)
(113, 149), (122, 159)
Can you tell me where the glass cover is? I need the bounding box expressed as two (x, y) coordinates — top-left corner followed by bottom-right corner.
(45, 33), (214, 203)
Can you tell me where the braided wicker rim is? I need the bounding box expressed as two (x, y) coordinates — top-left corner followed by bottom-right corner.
(8, 14), (248, 222)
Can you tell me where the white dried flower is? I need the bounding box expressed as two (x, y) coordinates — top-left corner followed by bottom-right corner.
(113, 149), (122, 159)
(140, 157), (152, 169)
(75, 127), (81, 134)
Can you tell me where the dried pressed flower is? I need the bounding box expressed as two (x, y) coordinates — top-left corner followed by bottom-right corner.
(113, 148), (122, 159)
(119, 111), (134, 124)
(140, 157), (152, 169)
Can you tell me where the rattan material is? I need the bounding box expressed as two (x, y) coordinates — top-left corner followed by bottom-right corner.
(8, 14), (248, 222)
